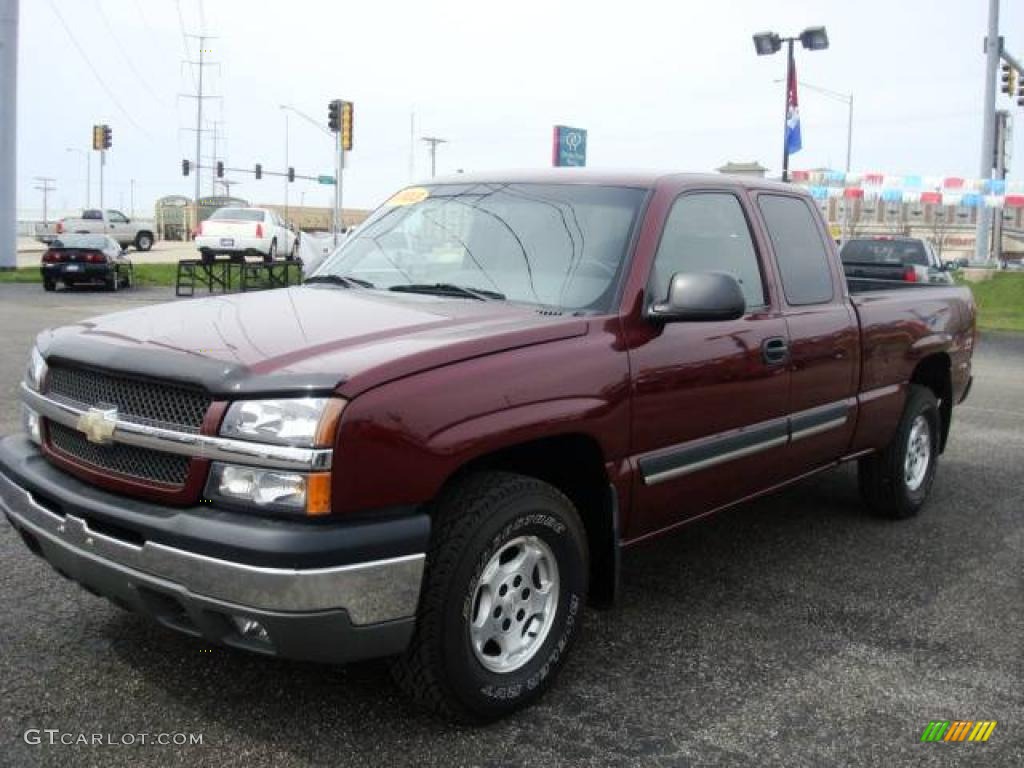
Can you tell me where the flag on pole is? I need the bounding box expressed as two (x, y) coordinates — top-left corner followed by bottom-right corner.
(786, 61), (802, 155)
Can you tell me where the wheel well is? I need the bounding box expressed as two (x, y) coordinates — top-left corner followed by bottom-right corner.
(442, 434), (619, 607)
(911, 353), (952, 452)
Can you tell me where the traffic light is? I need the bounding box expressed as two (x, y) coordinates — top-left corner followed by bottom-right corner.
(216, 161), (224, 178)
(92, 125), (104, 151)
(341, 101), (354, 151)
(102, 125), (112, 150)
(1001, 62), (1015, 95)
(182, 159), (190, 177)
(255, 163), (262, 180)
(328, 99), (341, 133)
(288, 167), (295, 182)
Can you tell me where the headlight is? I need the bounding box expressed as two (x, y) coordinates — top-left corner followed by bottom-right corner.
(205, 463), (331, 516)
(220, 398), (336, 447)
(25, 346), (47, 392)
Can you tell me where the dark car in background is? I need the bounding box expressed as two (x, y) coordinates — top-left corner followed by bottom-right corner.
(840, 236), (953, 284)
(40, 234), (133, 292)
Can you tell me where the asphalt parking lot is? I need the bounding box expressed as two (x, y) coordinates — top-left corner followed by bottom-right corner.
(0, 284), (1021, 767)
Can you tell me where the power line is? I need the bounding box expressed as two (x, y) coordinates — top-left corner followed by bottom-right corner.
(93, 0), (169, 109)
(46, 0), (151, 137)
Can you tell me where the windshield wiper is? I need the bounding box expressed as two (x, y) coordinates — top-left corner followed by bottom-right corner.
(388, 283), (505, 301)
(304, 274), (375, 289)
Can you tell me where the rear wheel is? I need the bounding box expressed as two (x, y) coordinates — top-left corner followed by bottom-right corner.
(858, 384), (940, 519)
(107, 270), (120, 292)
(42, 279), (55, 292)
(264, 239), (277, 263)
(392, 471), (589, 723)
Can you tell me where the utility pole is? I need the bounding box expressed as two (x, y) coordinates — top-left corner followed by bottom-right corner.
(421, 136), (448, 178)
(130, 178), (135, 218)
(33, 177), (55, 224)
(181, 35), (218, 222)
(99, 149), (105, 208)
(976, 0), (1001, 264)
(0, 0), (19, 269)
(409, 112), (416, 181)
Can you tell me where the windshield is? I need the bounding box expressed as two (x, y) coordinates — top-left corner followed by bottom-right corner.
(52, 235), (110, 249)
(312, 183), (647, 310)
(840, 239), (929, 267)
(210, 208), (265, 222)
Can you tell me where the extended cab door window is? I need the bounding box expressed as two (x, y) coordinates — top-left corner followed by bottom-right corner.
(756, 195), (833, 305)
(650, 193), (766, 310)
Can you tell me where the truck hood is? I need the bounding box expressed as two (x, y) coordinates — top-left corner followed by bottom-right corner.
(37, 286), (588, 397)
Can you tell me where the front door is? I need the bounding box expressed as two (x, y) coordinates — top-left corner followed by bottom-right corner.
(626, 190), (791, 539)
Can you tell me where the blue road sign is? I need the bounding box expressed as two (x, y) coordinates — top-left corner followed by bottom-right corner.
(552, 125), (587, 167)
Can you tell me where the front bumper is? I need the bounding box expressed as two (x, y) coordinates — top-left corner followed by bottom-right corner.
(0, 435), (429, 664)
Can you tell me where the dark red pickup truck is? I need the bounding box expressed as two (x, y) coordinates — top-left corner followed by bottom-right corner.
(1, 171), (975, 722)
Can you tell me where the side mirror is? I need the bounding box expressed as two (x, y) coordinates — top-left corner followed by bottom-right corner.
(646, 271), (746, 323)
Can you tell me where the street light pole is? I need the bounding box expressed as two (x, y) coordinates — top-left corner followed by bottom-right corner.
(781, 38), (795, 182)
(753, 26), (829, 182)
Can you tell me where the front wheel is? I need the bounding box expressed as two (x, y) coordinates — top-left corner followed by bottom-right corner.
(134, 232), (154, 251)
(858, 384), (940, 519)
(392, 471), (589, 723)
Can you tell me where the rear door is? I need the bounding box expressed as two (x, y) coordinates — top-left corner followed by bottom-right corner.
(627, 188), (791, 537)
(754, 193), (859, 473)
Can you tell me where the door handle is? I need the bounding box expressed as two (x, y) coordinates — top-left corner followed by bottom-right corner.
(762, 337), (789, 366)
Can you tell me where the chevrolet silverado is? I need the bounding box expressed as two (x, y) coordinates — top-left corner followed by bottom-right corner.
(0, 171), (975, 722)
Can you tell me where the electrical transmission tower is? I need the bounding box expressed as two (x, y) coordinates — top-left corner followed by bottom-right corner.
(180, 34), (220, 206)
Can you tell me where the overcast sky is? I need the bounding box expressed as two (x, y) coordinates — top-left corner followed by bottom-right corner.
(15, 0), (1024, 218)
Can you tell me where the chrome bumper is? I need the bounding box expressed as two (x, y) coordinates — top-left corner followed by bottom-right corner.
(0, 469), (424, 625)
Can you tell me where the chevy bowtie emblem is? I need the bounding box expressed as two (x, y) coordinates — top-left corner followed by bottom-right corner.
(77, 407), (118, 445)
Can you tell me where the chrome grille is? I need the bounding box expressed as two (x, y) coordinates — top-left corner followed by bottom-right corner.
(49, 422), (191, 487)
(46, 364), (210, 433)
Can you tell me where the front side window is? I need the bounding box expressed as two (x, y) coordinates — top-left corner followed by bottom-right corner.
(107, 210), (128, 223)
(650, 192), (765, 309)
(758, 195), (834, 305)
(314, 183), (647, 311)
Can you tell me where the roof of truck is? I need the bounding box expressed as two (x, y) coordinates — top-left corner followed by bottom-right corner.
(425, 168), (801, 193)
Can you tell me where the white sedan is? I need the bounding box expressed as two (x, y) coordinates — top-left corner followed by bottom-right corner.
(195, 207), (298, 262)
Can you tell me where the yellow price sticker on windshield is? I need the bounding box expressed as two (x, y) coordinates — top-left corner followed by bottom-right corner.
(386, 187), (430, 207)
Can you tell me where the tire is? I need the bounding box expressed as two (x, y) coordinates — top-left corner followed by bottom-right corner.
(858, 384), (940, 519)
(43, 279), (55, 292)
(287, 238), (298, 261)
(200, 249), (214, 265)
(107, 270), (120, 292)
(134, 232), (154, 252)
(392, 471), (589, 723)
(264, 239), (277, 263)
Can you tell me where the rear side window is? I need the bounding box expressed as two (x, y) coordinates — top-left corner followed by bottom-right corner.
(840, 239), (929, 266)
(652, 193), (765, 309)
(758, 195), (834, 305)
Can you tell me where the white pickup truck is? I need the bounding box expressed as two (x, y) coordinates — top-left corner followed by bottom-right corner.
(36, 209), (155, 251)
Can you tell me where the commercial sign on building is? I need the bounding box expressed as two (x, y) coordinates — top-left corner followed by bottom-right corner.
(552, 125), (587, 167)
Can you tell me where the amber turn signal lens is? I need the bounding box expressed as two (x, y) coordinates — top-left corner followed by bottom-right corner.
(305, 472), (332, 516)
(315, 399), (346, 448)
